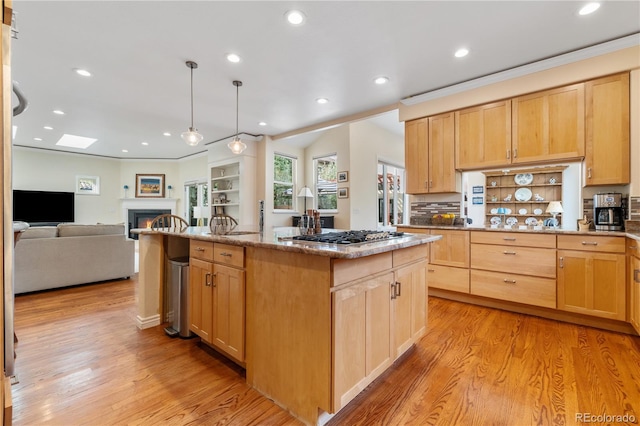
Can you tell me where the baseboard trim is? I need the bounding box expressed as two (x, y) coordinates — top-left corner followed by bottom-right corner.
(136, 314), (160, 329)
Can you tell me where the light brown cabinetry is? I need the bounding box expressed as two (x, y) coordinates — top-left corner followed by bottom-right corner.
(629, 244), (640, 334)
(189, 257), (213, 342)
(557, 235), (626, 321)
(512, 83), (585, 164)
(428, 229), (470, 293)
(455, 100), (511, 170)
(470, 231), (557, 308)
(584, 72), (630, 186)
(404, 113), (459, 194)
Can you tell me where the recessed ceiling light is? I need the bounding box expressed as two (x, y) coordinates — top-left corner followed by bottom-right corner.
(74, 68), (91, 77)
(122, 149), (128, 153)
(141, 142), (149, 146)
(579, 2), (600, 15)
(285, 10), (306, 25)
(55, 134), (97, 149)
(374, 76), (389, 85)
(227, 53), (241, 63)
(34, 137), (42, 141)
(316, 98), (329, 104)
(53, 110), (65, 115)
(258, 121), (267, 126)
(454, 48), (469, 58)
(163, 132), (171, 136)
(44, 126), (53, 130)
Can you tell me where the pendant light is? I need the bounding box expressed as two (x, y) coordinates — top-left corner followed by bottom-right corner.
(181, 61), (203, 146)
(228, 80), (247, 154)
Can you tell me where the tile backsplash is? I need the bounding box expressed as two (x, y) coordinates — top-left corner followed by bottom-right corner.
(410, 201), (463, 225)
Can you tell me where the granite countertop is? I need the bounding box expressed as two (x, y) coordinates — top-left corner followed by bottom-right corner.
(133, 226), (442, 259)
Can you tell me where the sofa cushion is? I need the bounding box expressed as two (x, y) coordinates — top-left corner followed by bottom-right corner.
(20, 226), (58, 239)
(57, 223), (125, 237)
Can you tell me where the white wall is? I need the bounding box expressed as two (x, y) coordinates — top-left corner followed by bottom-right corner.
(349, 120), (404, 230)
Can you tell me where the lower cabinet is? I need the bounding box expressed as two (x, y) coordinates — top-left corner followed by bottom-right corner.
(189, 257), (213, 342)
(630, 254), (640, 334)
(557, 250), (626, 320)
(212, 263), (245, 362)
(332, 258), (427, 412)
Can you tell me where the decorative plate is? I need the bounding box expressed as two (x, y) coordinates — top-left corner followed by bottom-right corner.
(533, 208), (543, 215)
(543, 218), (559, 227)
(490, 208), (498, 214)
(518, 208), (527, 215)
(504, 208), (512, 215)
(514, 173), (533, 185)
(490, 216), (501, 225)
(506, 217), (518, 226)
(515, 187), (532, 202)
(525, 217), (538, 226)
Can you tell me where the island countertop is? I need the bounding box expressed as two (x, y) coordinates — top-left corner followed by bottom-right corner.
(133, 226), (442, 259)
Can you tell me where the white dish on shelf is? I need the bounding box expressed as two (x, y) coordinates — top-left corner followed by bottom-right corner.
(533, 208), (543, 215)
(490, 208), (498, 214)
(515, 187), (532, 202)
(525, 217), (538, 226)
(518, 208), (527, 215)
(506, 217), (518, 226)
(514, 173), (533, 185)
(504, 208), (512, 214)
(490, 216), (501, 225)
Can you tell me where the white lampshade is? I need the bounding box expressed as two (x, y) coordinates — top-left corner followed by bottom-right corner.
(193, 206), (204, 219)
(546, 201), (564, 214)
(181, 128), (203, 146)
(228, 137), (247, 154)
(297, 187), (313, 198)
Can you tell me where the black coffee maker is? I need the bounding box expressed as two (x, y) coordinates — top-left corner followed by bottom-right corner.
(593, 193), (624, 231)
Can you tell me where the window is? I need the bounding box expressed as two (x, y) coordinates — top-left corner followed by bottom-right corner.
(315, 154), (337, 211)
(378, 162), (408, 226)
(274, 153), (296, 210)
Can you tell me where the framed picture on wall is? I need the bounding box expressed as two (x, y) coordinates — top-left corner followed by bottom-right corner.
(338, 187), (349, 199)
(337, 171), (348, 183)
(135, 174), (165, 198)
(76, 175), (100, 195)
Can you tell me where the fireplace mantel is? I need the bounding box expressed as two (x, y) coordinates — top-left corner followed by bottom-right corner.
(121, 198), (179, 235)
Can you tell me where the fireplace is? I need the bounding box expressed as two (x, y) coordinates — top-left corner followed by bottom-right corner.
(128, 209), (170, 239)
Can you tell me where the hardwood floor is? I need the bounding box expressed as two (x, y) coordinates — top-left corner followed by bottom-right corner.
(12, 277), (640, 425)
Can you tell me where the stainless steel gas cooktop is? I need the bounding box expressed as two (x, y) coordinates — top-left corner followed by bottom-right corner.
(291, 230), (405, 245)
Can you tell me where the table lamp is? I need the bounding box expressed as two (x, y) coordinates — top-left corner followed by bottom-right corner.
(298, 187), (314, 212)
(193, 206), (205, 227)
(545, 201), (563, 228)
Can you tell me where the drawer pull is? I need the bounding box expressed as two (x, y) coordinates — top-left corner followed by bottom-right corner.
(503, 237), (516, 241)
(629, 246), (638, 250)
(195, 247), (205, 252)
(503, 279), (516, 284)
(427, 269), (435, 272)
(635, 270), (640, 283)
(503, 251), (517, 255)
(220, 252), (233, 257)
(581, 241), (598, 246)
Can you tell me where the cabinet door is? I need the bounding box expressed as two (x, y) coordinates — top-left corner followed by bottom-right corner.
(557, 250), (626, 320)
(512, 83), (585, 164)
(189, 258), (213, 342)
(429, 229), (469, 268)
(404, 118), (429, 194)
(584, 73), (630, 186)
(630, 256), (640, 334)
(428, 112), (457, 193)
(455, 100), (511, 170)
(332, 273), (393, 411)
(394, 261), (427, 357)
(212, 263), (245, 362)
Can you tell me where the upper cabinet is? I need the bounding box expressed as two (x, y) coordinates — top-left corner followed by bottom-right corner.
(405, 113), (460, 194)
(584, 73), (630, 186)
(512, 83), (585, 164)
(455, 100), (511, 170)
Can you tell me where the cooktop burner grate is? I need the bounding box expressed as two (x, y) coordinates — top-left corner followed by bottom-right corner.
(292, 230), (405, 245)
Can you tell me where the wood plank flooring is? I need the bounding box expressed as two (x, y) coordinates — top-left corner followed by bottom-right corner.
(11, 277), (640, 425)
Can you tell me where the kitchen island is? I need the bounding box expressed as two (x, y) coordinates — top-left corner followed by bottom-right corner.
(135, 226), (441, 425)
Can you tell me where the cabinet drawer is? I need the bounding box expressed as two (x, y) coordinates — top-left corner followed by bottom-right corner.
(190, 240), (214, 261)
(213, 243), (245, 268)
(557, 235), (624, 253)
(427, 265), (469, 293)
(392, 244), (428, 267)
(333, 252), (393, 287)
(470, 269), (556, 309)
(470, 231), (556, 248)
(470, 244), (556, 278)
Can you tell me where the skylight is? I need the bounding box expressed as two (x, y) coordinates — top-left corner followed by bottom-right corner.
(56, 134), (98, 149)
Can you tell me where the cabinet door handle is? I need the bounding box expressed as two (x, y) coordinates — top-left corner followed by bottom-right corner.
(428, 268), (435, 272)
(429, 180), (433, 188)
(212, 272), (217, 287)
(395, 281), (402, 297)
(559, 257), (564, 268)
(513, 148), (518, 158)
(503, 251), (517, 255)
(587, 167), (592, 179)
(425, 181), (429, 189)
(503, 279), (516, 284)
(220, 252), (232, 257)
(390, 283), (396, 300)
(503, 237), (516, 241)
(506, 149), (511, 160)
(581, 241), (598, 246)
(635, 270), (640, 283)
(205, 273), (212, 286)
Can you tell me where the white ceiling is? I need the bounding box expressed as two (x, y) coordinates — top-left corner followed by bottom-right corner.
(10, 1), (640, 159)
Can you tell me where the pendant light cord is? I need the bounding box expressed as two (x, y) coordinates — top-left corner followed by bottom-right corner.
(190, 65), (195, 129)
(235, 82), (239, 137)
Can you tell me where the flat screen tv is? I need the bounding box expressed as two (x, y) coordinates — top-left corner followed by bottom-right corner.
(13, 190), (75, 224)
